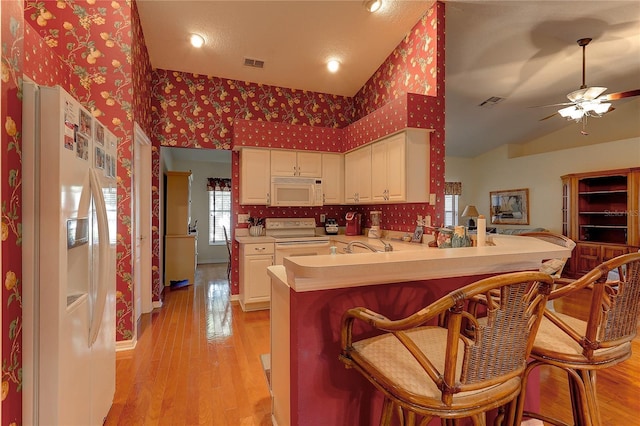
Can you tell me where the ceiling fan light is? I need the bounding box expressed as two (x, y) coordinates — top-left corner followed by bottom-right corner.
(592, 102), (611, 115)
(558, 105), (584, 121)
(558, 105), (577, 117)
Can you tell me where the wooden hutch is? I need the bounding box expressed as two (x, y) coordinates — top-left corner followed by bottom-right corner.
(562, 168), (640, 277)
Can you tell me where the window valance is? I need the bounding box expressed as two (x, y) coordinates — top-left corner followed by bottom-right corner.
(207, 178), (231, 191)
(444, 181), (462, 196)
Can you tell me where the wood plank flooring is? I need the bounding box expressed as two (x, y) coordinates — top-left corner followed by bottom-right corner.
(105, 264), (271, 426)
(105, 264), (639, 425)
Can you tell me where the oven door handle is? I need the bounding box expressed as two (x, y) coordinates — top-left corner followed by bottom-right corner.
(275, 240), (330, 248)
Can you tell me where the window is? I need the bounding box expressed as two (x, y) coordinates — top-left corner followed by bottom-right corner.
(209, 190), (231, 244)
(444, 194), (459, 227)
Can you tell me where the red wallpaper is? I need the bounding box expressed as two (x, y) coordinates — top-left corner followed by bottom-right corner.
(23, 0), (153, 342)
(1, 0), (24, 421)
(232, 118), (344, 151)
(151, 70), (355, 150)
(353, 5), (440, 116)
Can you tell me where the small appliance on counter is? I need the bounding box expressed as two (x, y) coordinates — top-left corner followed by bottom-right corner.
(368, 211), (382, 238)
(345, 212), (362, 236)
(324, 218), (339, 235)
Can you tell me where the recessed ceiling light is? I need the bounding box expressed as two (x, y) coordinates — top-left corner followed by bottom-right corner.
(190, 34), (204, 48)
(364, 0), (382, 13)
(327, 60), (340, 73)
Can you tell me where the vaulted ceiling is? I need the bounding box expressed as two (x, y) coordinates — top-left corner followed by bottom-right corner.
(138, 1), (640, 158)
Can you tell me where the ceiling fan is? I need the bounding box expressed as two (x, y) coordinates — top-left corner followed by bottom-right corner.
(536, 38), (640, 134)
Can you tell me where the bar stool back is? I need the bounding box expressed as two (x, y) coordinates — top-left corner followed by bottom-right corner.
(516, 252), (640, 425)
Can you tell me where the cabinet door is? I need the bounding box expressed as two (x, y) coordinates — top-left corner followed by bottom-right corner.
(385, 134), (407, 201)
(344, 146), (371, 203)
(344, 150), (359, 204)
(270, 150), (298, 176)
(601, 244), (629, 261)
(240, 148), (271, 204)
(166, 171), (192, 235)
(296, 152), (322, 177)
(245, 255), (273, 303)
(322, 153), (344, 204)
(576, 243), (601, 275)
(371, 142), (387, 202)
(164, 235), (196, 286)
(371, 134), (406, 202)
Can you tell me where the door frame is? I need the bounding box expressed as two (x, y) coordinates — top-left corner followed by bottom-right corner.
(133, 123), (153, 323)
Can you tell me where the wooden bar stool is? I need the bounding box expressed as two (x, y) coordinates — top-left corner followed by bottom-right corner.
(519, 232), (576, 279)
(340, 271), (553, 426)
(516, 252), (640, 425)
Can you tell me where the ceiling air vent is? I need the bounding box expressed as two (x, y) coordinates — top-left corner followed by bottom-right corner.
(478, 96), (505, 108)
(244, 57), (265, 69)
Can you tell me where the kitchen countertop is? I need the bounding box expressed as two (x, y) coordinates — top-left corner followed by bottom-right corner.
(234, 231), (424, 247)
(271, 234), (571, 292)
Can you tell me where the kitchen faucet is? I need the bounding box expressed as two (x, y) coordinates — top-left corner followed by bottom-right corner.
(344, 239), (393, 253)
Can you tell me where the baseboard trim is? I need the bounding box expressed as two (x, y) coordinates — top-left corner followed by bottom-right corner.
(116, 338), (137, 352)
(197, 259), (229, 265)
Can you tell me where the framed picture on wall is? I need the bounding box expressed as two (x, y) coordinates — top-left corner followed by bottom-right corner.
(490, 188), (529, 225)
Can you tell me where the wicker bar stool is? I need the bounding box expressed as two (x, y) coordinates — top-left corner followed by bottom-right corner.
(339, 271), (553, 426)
(516, 252), (640, 426)
(519, 232), (576, 279)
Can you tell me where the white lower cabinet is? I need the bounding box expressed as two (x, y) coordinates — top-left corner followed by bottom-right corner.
(239, 241), (274, 311)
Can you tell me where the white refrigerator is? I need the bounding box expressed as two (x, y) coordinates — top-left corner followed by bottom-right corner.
(22, 82), (117, 425)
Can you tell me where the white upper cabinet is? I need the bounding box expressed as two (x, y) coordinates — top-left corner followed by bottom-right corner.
(271, 150), (322, 177)
(321, 153), (344, 205)
(346, 129), (430, 204)
(344, 145), (372, 204)
(372, 132), (407, 202)
(240, 148), (271, 205)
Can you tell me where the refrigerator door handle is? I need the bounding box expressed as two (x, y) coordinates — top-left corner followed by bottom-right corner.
(88, 168), (111, 347)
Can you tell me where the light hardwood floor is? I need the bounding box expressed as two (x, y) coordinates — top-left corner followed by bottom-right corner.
(105, 264), (639, 425)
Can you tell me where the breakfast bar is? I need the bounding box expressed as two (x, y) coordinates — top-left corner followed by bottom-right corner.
(267, 235), (571, 426)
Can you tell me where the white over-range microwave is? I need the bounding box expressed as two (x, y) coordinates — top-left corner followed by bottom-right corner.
(270, 176), (323, 206)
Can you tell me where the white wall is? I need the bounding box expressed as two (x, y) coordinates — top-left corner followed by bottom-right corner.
(446, 137), (640, 233)
(173, 157), (232, 264)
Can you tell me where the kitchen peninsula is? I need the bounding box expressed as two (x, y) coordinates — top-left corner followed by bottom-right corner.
(267, 235), (571, 426)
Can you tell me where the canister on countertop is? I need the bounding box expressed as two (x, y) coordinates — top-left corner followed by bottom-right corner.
(325, 218), (339, 235)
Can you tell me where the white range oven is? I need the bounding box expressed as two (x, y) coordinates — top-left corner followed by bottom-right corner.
(265, 218), (331, 265)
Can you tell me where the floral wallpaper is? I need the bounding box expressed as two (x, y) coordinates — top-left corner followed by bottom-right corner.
(22, 0), (153, 344)
(354, 5), (440, 116)
(1, 0), (24, 422)
(151, 70), (355, 150)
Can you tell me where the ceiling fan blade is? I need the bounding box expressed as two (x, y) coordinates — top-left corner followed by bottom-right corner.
(539, 112), (559, 121)
(568, 86), (607, 102)
(598, 89), (640, 101)
(529, 102), (575, 109)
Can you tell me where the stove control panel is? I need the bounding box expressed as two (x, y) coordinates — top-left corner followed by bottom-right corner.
(265, 217), (316, 230)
